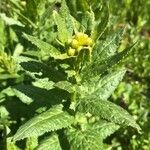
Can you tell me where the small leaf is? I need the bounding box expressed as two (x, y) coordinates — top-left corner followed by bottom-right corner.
(35, 133), (62, 150)
(13, 105), (74, 141)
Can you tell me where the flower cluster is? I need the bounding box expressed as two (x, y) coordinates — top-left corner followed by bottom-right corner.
(67, 32), (93, 56)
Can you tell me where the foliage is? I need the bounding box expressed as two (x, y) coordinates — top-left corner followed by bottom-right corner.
(0, 0), (147, 149)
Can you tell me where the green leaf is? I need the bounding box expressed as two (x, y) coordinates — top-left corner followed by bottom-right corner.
(60, 0), (73, 38)
(0, 106), (9, 119)
(66, 127), (104, 150)
(53, 0), (73, 43)
(80, 11), (95, 33)
(53, 11), (68, 43)
(54, 81), (74, 93)
(91, 120), (120, 140)
(13, 105), (74, 141)
(0, 74), (19, 80)
(91, 4), (109, 40)
(25, 136), (38, 150)
(25, 0), (38, 23)
(32, 78), (54, 90)
(82, 44), (134, 79)
(9, 84), (67, 113)
(7, 137), (20, 150)
(94, 44), (136, 74)
(20, 60), (66, 82)
(93, 29), (124, 62)
(0, 13), (25, 27)
(82, 29), (125, 78)
(40, 2), (55, 25)
(23, 33), (60, 58)
(80, 69), (126, 100)
(92, 69), (126, 100)
(77, 98), (141, 131)
(12, 87), (33, 104)
(35, 133), (62, 150)
(76, 0), (90, 12)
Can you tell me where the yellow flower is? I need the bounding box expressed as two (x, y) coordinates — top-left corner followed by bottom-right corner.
(71, 39), (79, 49)
(75, 32), (88, 46)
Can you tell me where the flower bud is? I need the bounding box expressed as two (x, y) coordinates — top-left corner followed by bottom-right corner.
(67, 48), (76, 56)
(71, 39), (79, 49)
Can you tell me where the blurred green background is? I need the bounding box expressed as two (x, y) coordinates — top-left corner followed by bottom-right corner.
(0, 0), (150, 149)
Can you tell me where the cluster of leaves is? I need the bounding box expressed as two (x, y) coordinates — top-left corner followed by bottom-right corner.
(0, 0), (142, 149)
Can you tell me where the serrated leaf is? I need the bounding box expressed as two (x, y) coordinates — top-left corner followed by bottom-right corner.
(80, 69), (126, 100)
(40, 2), (55, 25)
(82, 44), (134, 79)
(82, 29), (125, 79)
(77, 98), (141, 131)
(13, 105), (74, 141)
(91, 4), (109, 40)
(93, 69), (126, 100)
(80, 10), (95, 33)
(35, 133), (62, 150)
(53, 11), (68, 43)
(92, 120), (120, 140)
(93, 29), (124, 62)
(66, 127), (104, 150)
(93, 44), (136, 75)
(60, 0), (73, 37)
(23, 33), (60, 58)
(10, 84), (68, 112)
(53, 0), (73, 43)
